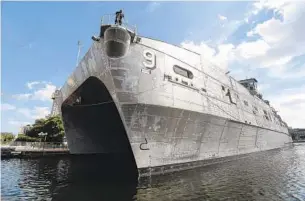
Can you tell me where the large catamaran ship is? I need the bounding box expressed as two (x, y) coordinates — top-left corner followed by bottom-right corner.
(51, 13), (292, 178)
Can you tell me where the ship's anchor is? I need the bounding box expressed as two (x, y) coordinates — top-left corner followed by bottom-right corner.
(140, 138), (150, 150)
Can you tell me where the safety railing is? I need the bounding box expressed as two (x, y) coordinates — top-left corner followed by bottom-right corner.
(8, 141), (68, 150)
(101, 14), (137, 34)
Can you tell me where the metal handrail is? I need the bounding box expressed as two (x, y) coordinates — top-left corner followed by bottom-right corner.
(101, 14), (137, 34)
(9, 141), (68, 149)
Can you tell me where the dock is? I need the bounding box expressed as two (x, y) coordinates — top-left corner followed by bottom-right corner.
(1, 143), (69, 159)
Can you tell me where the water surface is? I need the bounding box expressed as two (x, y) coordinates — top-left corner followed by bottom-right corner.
(2, 144), (305, 201)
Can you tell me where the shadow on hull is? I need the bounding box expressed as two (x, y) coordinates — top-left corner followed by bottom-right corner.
(61, 76), (138, 180)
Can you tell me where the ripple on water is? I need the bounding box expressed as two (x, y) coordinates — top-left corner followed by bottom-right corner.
(2, 144), (305, 201)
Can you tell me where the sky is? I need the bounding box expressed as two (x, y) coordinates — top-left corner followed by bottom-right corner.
(1, 1), (305, 134)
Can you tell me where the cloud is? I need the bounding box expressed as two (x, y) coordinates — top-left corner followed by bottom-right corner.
(146, 2), (161, 13)
(217, 15), (245, 44)
(26, 81), (50, 90)
(218, 14), (227, 21)
(7, 119), (31, 134)
(31, 107), (50, 119)
(27, 81), (41, 89)
(251, 1), (288, 16)
(181, 41), (234, 71)
(267, 62), (305, 79)
(8, 120), (31, 127)
(239, 2), (305, 72)
(3, 81), (55, 133)
(13, 82), (57, 102)
(266, 85), (305, 128)
(16, 108), (32, 118)
(32, 83), (57, 101)
(3, 106), (50, 133)
(235, 40), (270, 60)
(180, 1), (305, 128)
(17, 106), (50, 120)
(257, 83), (270, 93)
(12, 93), (32, 101)
(183, 1), (305, 77)
(1, 103), (16, 111)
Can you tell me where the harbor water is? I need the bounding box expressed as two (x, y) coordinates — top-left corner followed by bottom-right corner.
(1, 143), (305, 201)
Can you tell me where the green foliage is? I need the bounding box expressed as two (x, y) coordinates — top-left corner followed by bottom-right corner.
(26, 118), (46, 137)
(24, 115), (65, 142)
(1, 132), (15, 144)
(15, 134), (40, 142)
(43, 116), (65, 142)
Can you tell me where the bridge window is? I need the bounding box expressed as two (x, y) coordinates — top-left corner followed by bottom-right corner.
(173, 65), (193, 79)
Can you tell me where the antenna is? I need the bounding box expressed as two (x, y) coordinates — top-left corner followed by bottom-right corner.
(76, 41), (82, 66)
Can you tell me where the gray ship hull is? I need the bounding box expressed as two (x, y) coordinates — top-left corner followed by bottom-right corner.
(63, 102), (291, 169)
(57, 36), (292, 176)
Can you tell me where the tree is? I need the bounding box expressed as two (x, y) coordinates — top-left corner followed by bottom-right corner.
(42, 116), (65, 142)
(15, 134), (40, 142)
(24, 115), (65, 142)
(1, 132), (15, 144)
(26, 118), (46, 138)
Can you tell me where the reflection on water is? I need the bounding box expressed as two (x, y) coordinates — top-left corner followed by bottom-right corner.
(2, 144), (305, 201)
(2, 154), (138, 201)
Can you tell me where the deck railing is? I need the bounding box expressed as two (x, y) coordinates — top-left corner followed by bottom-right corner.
(8, 141), (68, 150)
(101, 14), (137, 34)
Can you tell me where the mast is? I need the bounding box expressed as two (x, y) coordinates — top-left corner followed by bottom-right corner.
(76, 40), (82, 66)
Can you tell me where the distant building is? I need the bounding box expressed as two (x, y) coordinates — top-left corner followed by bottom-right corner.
(289, 128), (305, 142)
